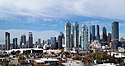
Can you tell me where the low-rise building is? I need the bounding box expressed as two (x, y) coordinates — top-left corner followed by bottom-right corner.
(33, 58), (60, 66)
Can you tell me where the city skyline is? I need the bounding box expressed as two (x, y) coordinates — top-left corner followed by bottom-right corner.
(0, 0), (125, 44)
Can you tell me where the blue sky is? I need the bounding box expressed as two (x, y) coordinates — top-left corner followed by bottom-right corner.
(0, 0), (125, 44)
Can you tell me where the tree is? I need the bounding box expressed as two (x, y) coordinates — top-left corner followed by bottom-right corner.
(72, 55), (82, 60)
(18, 55), (26, 64)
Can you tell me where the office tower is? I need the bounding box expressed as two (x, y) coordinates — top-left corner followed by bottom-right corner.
(47, 39), (51, 45)
(28, 32), (33, 48)
(112, 22), (119, 49)
(38, 38), (42, 48)
(102, 26), (107, 45)
(43, 40), (45, 46)
(81, 24), (89, 50)
(90, 25), (95, 44)
(79, 35), (81, 48)
(38, 38), (41, 44)
(73, 22), (79, 50)
(96, 25), (100, 42)
(65, 21), (71, 50)
(107, 33), (111, 45)
(58, 35), (62, 49)
(51, 37), (56, 49)
(70, 33), (73, 48)
(5, 32), (10, 50)
(20, 34), (26, 48)
(13, 38), (18, 49)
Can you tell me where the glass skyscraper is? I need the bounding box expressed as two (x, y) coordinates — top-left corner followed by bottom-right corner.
(13, 38), (18, 49)
(96, 25), (100, 42)
(5, 32), (10, 50)
(29, 32), (33, 48)
(81, 24), (88, 50)
(90, 25), (95, 44)
(65, 21), (71, 50)
(112, 22), (119, 49)
(102, 26), (107, 45)
(73, 22), (79, 50)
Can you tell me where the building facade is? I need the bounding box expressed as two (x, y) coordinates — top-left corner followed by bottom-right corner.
(112, 22), (119, 49)
(102, 26), (107, 45)
(90, 25), (95, 44)
(81, 24), (89, 50)
(20, 34), (26, 48)
(5, 32), (10, 50)
(96, 25), (100, 42)
(13, 38), (18, 49)
(28, 32), (33, 48)
(65, 21), (71, 50)
(51, 37), (56, 49)
(73, 22), (79, 50)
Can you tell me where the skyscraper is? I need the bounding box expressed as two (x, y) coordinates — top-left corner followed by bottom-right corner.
(65, 21), (71, 50)
(73, 22), (79, 50)
(28, 32), (33, 48)
(5, 32), (10, 50)
(102, 26), (107, 45)
(107, 33), (111, 46)
(20, 34), (26, 48)
(42, 40), (45, 46)
(51, 37), (56, 49)
(13, 38), (18, 49)
(96, 25), (100, 42)
(38, 38), (42, 48)
(58, 35), (62, 49)
(81, 24), (89, 50)
(90, 25), (95, 44)
(112, 22), (119, 49)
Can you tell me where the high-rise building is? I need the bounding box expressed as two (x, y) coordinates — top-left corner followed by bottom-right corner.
(102, 26), (107, 45)
(20, 34), (26, 48)
(38, 38), (41, 44)
(79, 35), (81, 48)
(38, 38), (42, 48)
(73, 22), (79, 50)
(112, 22), (119, 49)
(96, 25), (100, 42)
(107, 33), (111, 46)
(65, 21), (71, 50)
(13, 38), (18, 49)
(5, 32), (10, 50)
(28, 32), (33, 48)
(70, 33), (73, 48)
(51, 37), (56, 49)
(81, 24), (89, 50)
(58, 35), (62, 49)
(60, 32), (65, 47)
(42, 40), (45, 46)
(90, 25), (95, 44)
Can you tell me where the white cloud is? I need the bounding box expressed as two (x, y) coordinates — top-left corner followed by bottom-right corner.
(0, 29), (60, 44)
(0, 0), (125, 19)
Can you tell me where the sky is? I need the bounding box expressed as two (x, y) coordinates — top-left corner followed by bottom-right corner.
(0, 0), (125, 44)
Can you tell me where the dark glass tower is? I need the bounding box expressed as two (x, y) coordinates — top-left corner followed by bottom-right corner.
(112, 22), (119, 49)
(5, 32), (10, 50)
(107, 33), (111, 45)
(51, 37), (56, 49)
(58, 35), (62, 49)
(28, 32), (33, 48)
(20, 34), (26, 48)
(102, 26), (107, 42)
(90, 25), (95, 44)
(13, 38), (18, 49)
(96, 25), (100, 41)
(102, 26), (107, 45)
